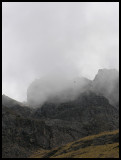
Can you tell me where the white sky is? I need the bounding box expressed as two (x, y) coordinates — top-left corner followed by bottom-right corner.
(2, 2), (119, 102)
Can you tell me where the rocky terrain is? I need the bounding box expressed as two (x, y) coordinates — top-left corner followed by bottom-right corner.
(2, 69), (119, 158)
(2, 92), (119, 158)
(30, 129), (119, 158)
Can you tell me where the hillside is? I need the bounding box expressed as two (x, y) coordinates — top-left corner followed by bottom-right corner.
(2, 69), (119, 158)
(2, 91), (119, 158)
(30, 129), (119, 158)
(2, 94), (23, 107)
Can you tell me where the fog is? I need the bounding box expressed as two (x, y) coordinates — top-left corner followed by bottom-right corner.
(92, 68), (119, 107)
(2, 2), (119, 102)
(27, 72), (91, 106)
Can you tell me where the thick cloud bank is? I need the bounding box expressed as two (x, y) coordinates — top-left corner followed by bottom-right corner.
(2, 2), (119, 101)
(27, 69), (119, 107)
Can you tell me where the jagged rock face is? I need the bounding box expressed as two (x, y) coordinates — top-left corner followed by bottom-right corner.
(2, 105), (51, 158)
(2, 91), (119, 158)
(92, 69), (119, 107)
(33, 92), (119, 130)
(2, 69), (119, 158)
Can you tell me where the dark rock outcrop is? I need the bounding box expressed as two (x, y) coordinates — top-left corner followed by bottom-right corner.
(2, 91), (119, 158)
(2, 69), (119, 158)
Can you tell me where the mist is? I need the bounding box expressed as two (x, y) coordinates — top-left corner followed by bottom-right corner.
(2, 2), (119, 102)
(27, 71), (92, 106)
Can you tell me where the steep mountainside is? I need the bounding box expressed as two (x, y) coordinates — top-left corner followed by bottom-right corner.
(91, 69), (119, 107)
(33, 92), (119, 134)
(2, 94), (23, 107)
(2, 95), (33, 118)
(2, 69), (119, 158)
(2, 91), (119, 158)
(30, 129), (119, 158)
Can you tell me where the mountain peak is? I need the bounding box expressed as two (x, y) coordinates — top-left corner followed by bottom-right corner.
(92, 68), (119, 107)
(2, 94), (24, 108)
(94, 68), (118, 81)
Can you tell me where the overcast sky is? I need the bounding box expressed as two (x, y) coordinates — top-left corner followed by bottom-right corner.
(2, 2), (119, 102)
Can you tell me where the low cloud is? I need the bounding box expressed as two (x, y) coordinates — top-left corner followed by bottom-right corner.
(2, 2), (119, 102)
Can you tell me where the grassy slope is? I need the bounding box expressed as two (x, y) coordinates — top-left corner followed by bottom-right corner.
(30, 129), (119, 158)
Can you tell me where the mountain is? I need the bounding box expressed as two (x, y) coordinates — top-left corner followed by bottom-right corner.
(2, 68), (119, 158)
(27, 69), (119, 108)
(33, 91), (118, 129)
(91, 69), (119, 107)
(30, 129), (119, 158)
(2, 91), (119, 158)
(27, 76), (92, 107)
(2, 94), (33, 118)
(2, 94), (23, 107)
(2, 105), (45, 158)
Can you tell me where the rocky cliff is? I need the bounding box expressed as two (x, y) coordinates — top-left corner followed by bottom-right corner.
(2, 91), (119, 158)
(2, 69), (119, 158)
